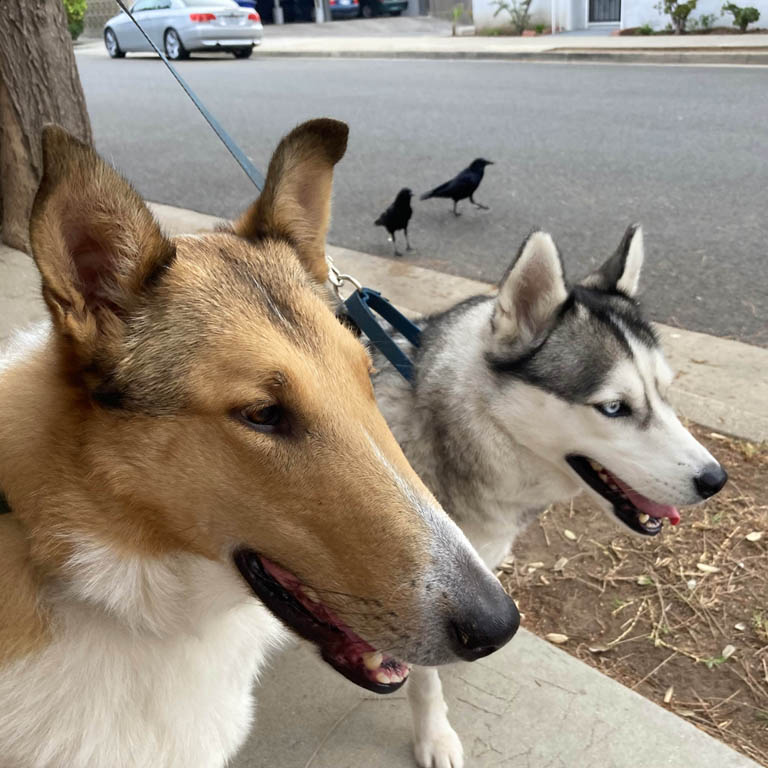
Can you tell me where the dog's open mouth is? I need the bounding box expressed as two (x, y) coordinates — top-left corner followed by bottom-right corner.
(234, 549), (409, 694)
(566, 456), (681, 536)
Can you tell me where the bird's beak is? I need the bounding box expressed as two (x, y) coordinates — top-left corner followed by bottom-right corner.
(487, 161), (495, 165)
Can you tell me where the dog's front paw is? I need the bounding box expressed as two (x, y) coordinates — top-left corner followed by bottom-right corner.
(413, 722), (464, 768)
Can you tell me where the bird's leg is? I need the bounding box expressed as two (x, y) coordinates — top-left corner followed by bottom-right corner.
(470, 194), (489, 211)
(405, 228), (412, 251)
(452, 200), (461, 217)
(392, 232), (402, 258)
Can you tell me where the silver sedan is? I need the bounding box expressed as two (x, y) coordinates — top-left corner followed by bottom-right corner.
(104, 0), (263, 60)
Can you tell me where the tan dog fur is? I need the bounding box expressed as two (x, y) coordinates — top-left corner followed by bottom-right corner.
(0, 119), (504, 768)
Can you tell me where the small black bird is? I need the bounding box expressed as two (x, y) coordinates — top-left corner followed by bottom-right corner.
(420, 158), (494, 216)
(375, 187), (413, 257)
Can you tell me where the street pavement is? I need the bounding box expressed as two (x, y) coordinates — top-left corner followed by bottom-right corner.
(73, 48), (767, 346)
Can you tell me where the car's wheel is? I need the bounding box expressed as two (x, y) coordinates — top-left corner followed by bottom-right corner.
(104, 28), (125, 58)
(233, 46), (253, 59)
(361, 3), (374, 17)
(390, 9), (401, 14)
(164, 28), (189, 60)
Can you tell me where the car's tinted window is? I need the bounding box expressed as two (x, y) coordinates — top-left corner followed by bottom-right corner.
(131, 0), (157, 10)
(182, 0), (240, 7)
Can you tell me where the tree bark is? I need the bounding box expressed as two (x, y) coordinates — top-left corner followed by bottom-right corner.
(0, 0), (92, 252)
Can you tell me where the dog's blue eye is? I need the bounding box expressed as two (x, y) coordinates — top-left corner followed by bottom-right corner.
(595, 401), (630, 418)
(235, 404), (285, 434)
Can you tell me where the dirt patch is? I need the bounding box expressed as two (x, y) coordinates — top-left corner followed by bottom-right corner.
(501, 426), (768, 766)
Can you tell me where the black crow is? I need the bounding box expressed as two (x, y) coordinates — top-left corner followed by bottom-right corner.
(374, 187), (413, 257)
(420, 158), (494, 216)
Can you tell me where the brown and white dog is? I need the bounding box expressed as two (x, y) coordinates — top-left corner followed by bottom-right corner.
(0, 120), (519, 768)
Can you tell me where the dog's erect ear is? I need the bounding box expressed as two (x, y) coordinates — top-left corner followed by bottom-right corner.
(233, 118), (349, 284)
(581, 224), (644, 297)
(29, 125), (175, 368)
(491, 231), (567, 350)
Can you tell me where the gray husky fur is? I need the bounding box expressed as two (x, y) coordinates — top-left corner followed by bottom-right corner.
(372, 225), (728, 768)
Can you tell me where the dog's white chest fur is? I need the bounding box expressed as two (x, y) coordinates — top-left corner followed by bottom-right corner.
(0, 544), (285, 768)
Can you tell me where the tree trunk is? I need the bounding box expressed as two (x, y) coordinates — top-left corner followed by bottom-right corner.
(0, 0), (92, 252)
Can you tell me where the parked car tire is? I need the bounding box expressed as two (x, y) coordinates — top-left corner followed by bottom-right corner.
(361, 3), (375, 17)
(390, 9), (401, 13)
(233, 46), (254, 58)
(164, 28), (189, 60)
(104, 28), (125, 58)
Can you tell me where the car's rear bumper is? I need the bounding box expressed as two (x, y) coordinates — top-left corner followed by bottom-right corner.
(183, 24), (263, 49)
(330, 6), (359, 15)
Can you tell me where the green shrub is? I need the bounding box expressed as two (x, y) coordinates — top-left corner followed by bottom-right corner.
(722, 2), (760, 31)
(63, 0), (87, 40)
(698, 12), (717, 27)
(654, 0), (698, 33)
(490, 0), (533, 34)
(451, 4), (463, 36)
(534, 22), (545, 33)
(638, 23), (654, 34)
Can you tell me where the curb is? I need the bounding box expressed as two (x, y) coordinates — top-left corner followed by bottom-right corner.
(146, 203), (768, 444)
(326, 244), (768, 444)
(73, 38), (768, 66)
(3, 204), (764, 444)
(253, 48), (768, 65)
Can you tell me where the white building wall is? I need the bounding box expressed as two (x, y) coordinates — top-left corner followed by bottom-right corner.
(473, 0), (557, 29)
(569, 0), (585, 29)
(473, 0), (768, 31)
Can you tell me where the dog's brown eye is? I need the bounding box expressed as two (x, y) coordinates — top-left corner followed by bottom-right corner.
(235, 404), (286, 434)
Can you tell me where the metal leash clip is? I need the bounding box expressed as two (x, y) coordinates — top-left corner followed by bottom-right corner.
(326, 254), (363, 299)
(325, 255), (421, 384)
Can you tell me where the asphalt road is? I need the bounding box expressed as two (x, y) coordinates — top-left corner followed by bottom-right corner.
(75, 50), (767, 345)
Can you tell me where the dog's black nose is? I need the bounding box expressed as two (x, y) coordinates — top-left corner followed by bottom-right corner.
(695, 464), (728, 499)
(450, 584), (520, 662)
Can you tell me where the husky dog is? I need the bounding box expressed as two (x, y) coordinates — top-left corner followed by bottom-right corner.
(373, 226), (728, 768)
(0, 120), (519, 768)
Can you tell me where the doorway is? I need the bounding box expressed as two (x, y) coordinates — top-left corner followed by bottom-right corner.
(588, 0), (620, 22)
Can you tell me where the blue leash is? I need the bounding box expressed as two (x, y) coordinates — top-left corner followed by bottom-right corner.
(116, 4), (417, 383)
(343, 289), (421, 383)
(114, 0), (264, 190)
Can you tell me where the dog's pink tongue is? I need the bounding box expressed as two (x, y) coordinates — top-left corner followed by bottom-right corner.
(615, 479), (681, 525)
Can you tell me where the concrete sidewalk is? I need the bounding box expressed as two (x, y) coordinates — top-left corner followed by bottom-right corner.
(256, 34), (768, 64)
(234, 631), (756, 768)
(1, 203), (764, 768)
(75, 20), (768, 64)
